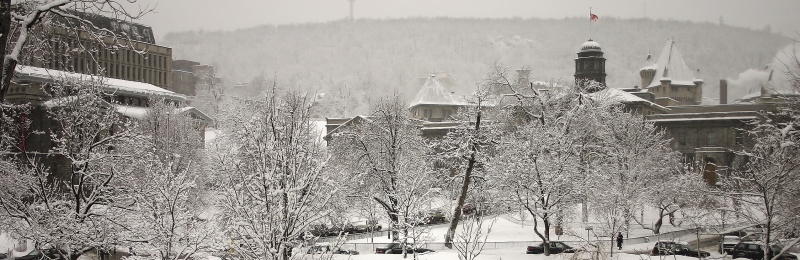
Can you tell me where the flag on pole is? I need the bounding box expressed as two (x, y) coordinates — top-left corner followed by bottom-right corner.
(590, 13), (599, 22)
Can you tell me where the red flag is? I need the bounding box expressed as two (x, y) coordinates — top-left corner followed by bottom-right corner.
(590, 13), (599, 22)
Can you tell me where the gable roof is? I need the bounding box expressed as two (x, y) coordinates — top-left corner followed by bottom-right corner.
(409, 75), (469, 108)
(323, 115), (371, 141)
(644, 41), (699, 88)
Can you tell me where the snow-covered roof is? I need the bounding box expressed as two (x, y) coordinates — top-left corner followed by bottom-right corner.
(175, 106), (214, 124)
(324, 115), (371, 141)
(115, 105), (214, 124)
(15, 66), (186, 102)
(42, 94), (112, 109)
(640, 51), (657, 71)
(115, 105), (149, 119)
(736, 69), (800, 103)
(589, 87), (669, 111)
(644, 41), (700, 89)
(579, 40), (602, 53)
(409, 75), (469, 108)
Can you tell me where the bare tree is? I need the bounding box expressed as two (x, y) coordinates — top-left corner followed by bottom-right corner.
(453, 216), (496, 260)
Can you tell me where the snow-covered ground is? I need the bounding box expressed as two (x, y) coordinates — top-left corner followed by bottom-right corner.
(348, 207), (694, 244)
(321, 250), (705, 260)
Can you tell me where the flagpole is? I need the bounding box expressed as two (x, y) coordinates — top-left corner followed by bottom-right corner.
(589, 7), (592, 40)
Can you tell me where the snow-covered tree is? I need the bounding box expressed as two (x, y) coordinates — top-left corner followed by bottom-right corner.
(493, 106), (582, 255)
(435, 65), (515, 247)
(726, 113), (800, 259)
(582, 101), (680, 255)
(211, 90), (336, 260)
(453, 215), (496, 260)
(327, 94), (433, 242)
(1, 0), (153, 102)
(0, 75), (140, 260)
(126, 99), (216, 260)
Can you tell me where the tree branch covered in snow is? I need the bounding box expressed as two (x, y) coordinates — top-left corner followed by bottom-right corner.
(211, 89), (336, 260)
(1, 0), (154, 102)
(328, 94), (434, 242)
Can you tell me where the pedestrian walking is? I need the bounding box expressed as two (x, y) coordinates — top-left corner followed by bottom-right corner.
(616, 232), (623, 250)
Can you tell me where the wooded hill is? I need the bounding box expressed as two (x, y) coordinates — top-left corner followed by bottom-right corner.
(162, 17), (790, 117)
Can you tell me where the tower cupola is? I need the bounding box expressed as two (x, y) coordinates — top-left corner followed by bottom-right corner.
(574, 39), (607, 92)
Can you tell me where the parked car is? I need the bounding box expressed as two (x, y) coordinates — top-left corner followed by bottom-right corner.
(375, 243), (434, 254)
(720, 235), (743, 254)
(353, 220), (382, 233)
(651, 241), (710, 258)
(306, 244), (359, 255)
(526, 242), (576, 254)
(15, 249), (68, 260)
(423, 210), (447, 225)
(729, 241), (798, 260)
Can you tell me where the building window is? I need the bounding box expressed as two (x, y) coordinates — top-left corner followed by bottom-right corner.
(678, 131), (687, 146)
(735, 130), (744, 145)
(706, 130), (715, 146)
(423, 109), (433, 118)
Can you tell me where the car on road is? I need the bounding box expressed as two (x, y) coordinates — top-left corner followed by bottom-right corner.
(353, 220), (382, 233)
(651, 241), (710, 258)
(413, 210), (448, 226)
(729, 241), (798, 260)
(306, 244), (359, 255)
(526, 241), (576, 254)
(720, 235), (744, 254)
(375, 243), (434, 254)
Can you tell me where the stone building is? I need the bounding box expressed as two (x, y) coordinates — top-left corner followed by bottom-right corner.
(8, 12), (212, 181)
(172, 60), (218, 96)
(639, 40), (704, 106)
(25, 12), (173, 91)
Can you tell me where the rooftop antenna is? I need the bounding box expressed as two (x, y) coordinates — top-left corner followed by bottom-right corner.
(348, 0), (355, 22)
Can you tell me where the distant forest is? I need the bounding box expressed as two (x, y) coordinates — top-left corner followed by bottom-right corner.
(162, 17), (790, 117)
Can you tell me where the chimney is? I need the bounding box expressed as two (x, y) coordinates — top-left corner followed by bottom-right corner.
(719, 79), (728, 104)
(516, 69), (531, 88)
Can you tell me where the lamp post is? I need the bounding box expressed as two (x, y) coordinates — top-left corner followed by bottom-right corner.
(585, 226), (593, 242)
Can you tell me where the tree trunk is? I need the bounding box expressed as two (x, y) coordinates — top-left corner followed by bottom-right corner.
(444, 110), (482, 248)
(0, 0), (10, 102)
(654, 208), (664, 234)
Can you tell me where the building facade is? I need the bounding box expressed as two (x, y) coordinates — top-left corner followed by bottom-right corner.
(639, 41), (704, 106)
(8, 12), (213, 182)
(24, 13), (173, 90)
(172, 59), (218, 96)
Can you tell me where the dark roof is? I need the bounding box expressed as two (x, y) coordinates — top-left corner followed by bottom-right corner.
(53, 9), (156, 44)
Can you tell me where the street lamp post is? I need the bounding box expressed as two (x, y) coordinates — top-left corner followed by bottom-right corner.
(585, 226), (593, 242)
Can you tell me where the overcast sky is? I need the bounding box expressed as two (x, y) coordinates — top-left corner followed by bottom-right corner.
(128, 0), (800, 40)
